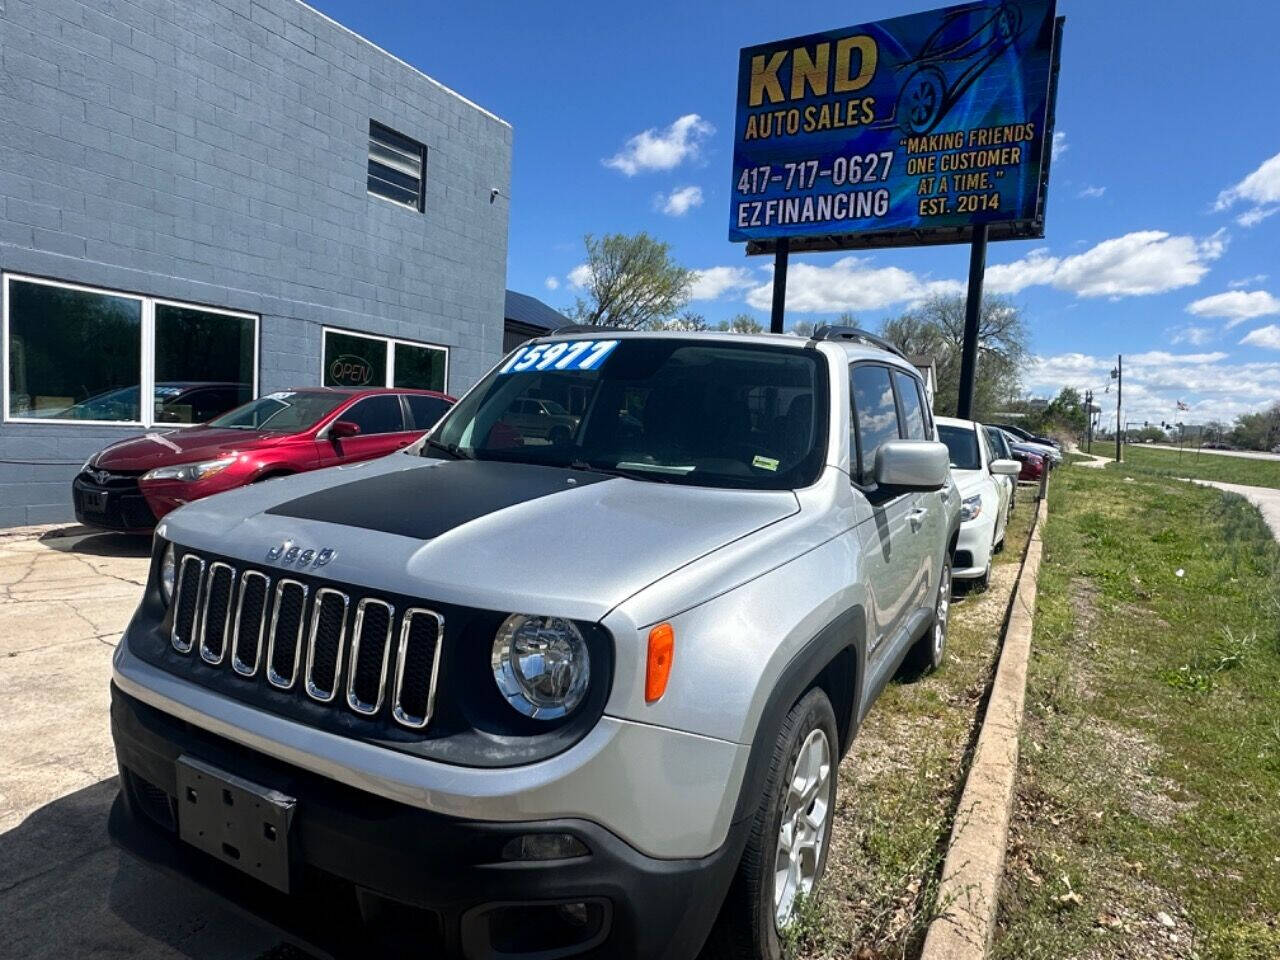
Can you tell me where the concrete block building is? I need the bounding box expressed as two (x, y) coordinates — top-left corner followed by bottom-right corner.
(0, 0), (512, 527)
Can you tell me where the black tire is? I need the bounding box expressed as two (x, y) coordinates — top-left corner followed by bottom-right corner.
(908, 552), (952, 674)
(703, 688), (839, 960)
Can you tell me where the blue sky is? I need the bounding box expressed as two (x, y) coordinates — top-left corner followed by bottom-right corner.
(311, 0), (1280, 424)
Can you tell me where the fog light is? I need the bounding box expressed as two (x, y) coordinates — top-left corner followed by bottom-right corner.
(558, 902), (589, 927)
(501, 833), (589, 861)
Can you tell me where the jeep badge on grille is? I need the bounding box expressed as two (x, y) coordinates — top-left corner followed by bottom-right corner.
(266, 541), (336, 567)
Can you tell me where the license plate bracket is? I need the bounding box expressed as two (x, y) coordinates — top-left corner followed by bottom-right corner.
(176, 755), (296, 893)
(82, 490), (108, 512)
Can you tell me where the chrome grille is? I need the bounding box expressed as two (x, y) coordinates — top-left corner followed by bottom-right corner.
(304, 588), (349, 703)
(171, 554), (205, 653)
(266, 579), (309, 689)
(347, 598), (394, 715)
(392, 608), (444, 729)
(198, 562), (236, 665)
(231, 571), (271, 677)
(167, 551), (443, 731)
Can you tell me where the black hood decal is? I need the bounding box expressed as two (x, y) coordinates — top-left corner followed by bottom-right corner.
(266, 459), (613, 541)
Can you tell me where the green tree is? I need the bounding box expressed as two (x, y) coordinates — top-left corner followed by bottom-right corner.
(881, 293), (1027, 418)
(1231, 403), (1280, 450)
(567, 233), (693, 329)
(717, 314), (764, 334)
(652, 310), (707, 331)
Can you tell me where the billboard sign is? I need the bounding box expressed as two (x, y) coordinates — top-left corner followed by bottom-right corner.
(729, 0), (1061, 252)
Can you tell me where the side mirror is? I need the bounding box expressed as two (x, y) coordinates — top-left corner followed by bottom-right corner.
(875, 440), (950, 491)
(329, 419), (361, 439)
(990, 458), (1021, 477)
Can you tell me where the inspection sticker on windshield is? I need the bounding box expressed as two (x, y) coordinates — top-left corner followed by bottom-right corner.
(498, 340), (619, 375)
(752, 455), (779, 472)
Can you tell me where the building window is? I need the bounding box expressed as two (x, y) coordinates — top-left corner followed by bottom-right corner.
(322, 328), (448, 392)
(367, 120), (426, 212)
(3, 273), (258, 426)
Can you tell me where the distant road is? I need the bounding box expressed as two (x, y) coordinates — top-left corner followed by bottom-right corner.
(1146, 444), (1280, 463)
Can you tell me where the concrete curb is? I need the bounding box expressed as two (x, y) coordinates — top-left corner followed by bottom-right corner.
(919, 493), (1048, 960)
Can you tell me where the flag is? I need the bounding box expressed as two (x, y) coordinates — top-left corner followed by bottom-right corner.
(1176, 400), (1190, 412)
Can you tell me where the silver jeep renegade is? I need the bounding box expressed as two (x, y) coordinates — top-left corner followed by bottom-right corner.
(109, 327), (960, 960)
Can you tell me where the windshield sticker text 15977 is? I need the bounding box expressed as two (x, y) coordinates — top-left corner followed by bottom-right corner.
(498, 340), (620, 375)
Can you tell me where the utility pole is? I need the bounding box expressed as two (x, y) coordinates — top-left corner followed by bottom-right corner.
(1084, 389), (1093, 453)
(1112, 355), (1123, 463)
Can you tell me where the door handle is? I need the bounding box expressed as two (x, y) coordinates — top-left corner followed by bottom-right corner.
(908, 507), (928, 530)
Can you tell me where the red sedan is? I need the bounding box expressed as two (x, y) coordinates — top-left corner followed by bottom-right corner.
(73, 387), (453, 532)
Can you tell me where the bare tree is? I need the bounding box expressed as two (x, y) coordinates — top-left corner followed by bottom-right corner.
(567, 233), (693, 329)
(881, 294), (1028, 417)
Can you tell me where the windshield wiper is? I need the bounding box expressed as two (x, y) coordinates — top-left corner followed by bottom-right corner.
(569, 459), (669, 483)
(421, 437), (472, 460)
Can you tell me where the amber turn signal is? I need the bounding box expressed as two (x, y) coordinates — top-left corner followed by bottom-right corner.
(645, 623), (675, 703)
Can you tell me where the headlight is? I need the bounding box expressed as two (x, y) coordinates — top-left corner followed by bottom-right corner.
(491, 615), (591, 719)
(960, 494), (983, 522)
(160, 543), (176, 604)
(81, 455), (96, 472)
(142, 456), (237, 483)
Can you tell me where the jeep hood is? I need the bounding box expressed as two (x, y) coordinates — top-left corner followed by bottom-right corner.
(159, 455), (800, 622)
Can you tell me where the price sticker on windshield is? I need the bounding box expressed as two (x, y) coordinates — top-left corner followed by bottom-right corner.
(498, 340), (619, 375)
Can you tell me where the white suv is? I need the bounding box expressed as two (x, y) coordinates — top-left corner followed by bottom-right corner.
(935, 416), (1021, 586)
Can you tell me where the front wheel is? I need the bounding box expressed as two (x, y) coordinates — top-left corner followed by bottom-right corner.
(909, 553), (952, 673)
(703, 688), (838, 959)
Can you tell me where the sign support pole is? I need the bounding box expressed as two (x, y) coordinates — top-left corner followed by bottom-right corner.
(956, 224), (988, 420)
(769, 237), (789, 334)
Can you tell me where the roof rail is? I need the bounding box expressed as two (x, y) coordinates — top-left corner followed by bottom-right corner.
(549, 323), (621, 336)
(810, 325), (908, 361)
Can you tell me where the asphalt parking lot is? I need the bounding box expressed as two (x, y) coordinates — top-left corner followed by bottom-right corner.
(0, 525), (306, 960)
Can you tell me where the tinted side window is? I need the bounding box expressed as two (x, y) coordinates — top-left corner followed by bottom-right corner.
(851, 364), (900, 484)
(343, 395), (404, 435)
(893, 370), (927, 440)
(406, 394), (450, 429)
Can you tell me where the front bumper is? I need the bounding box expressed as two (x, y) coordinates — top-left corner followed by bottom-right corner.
(110, 685), (739, 960)
(73, 472), (156, 532)
(952, 514), (996, 579)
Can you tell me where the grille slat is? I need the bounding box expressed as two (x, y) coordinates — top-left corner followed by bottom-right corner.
(347, 598), (394, 715)
(170, 555), (205, 653)
(231, 571), (271, 677)
(198, 562), (236, 665)
(167, 553), (443, 731)
(393, 608), (444, 729)
(266, 579), (309, 689)
(304, 588), (349, 703)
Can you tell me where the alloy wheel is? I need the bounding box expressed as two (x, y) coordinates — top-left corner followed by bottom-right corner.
(774, 727), (833, 928)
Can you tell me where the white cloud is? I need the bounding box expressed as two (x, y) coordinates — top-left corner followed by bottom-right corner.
(743, 256), (962, 313)
(1052, 131), (1068, 161)
(1186, 290), (1280, 328)
(1237, 206), (1278, 228)
(658, 185), (704, 217)
(1026, 349), (1280, 424)
(1240, 325), (1280, 350)
(1230, 274), (1269, 289)
(984, 230), (1226, 300)
(1214, 151), (1280, 229)
(1169, 324), (1213, 346)
(1077, 185), (1106, 199)
(566, 263), (592, 290)
(602, 114), (714, 176)
(544, 275), (560, 291)
(689, 266), (756, 301)
(985, 248), (1061, 294)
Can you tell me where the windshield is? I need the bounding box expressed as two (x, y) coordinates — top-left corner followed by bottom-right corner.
(207, 390), (347, 431)
(429, 338), (828, 489)
(938, 424), (982, 470)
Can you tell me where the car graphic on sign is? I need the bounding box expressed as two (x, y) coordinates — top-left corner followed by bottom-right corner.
(896, 2), (1025, 135)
